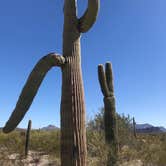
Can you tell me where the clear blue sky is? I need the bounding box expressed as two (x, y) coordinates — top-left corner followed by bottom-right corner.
(0, 0), (166, 128)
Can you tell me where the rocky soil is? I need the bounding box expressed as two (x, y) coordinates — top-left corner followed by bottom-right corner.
(0, 146), (60, 166)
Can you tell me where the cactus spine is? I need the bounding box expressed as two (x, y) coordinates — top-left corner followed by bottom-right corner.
(3, 1), (99, 165)
(133, 117), (137, 138)
(25, 120), (32, 156)
(98, 62), (118, 166)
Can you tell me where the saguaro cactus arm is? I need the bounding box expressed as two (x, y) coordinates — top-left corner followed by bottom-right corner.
(78, 0), (99, 33)
(105, 63), (114, 93)
(98, 64), (111, 97)
(3, 54), (65, 133)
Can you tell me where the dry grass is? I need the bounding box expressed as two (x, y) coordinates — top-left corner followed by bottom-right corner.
(0, 129), (166, 166)
(0, 130), (60, 165)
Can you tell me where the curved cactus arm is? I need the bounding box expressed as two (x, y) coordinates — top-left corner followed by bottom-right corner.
(78, 0), (100, 33)
(105, 62), (114, 94)
(3, 53), (65, 133)
(98, 64), (110, 97)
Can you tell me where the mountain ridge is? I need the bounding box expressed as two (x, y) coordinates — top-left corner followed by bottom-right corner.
(1, 123), (166, 133)
(135, 123), (166, 133)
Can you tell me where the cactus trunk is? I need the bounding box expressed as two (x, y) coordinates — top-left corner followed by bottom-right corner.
(61, 26), (86, 164)
(104, 96), (118, 166)
(61, 56), (87, 165)
(60, 1), (99, 165)
(25, 120), (32, 156)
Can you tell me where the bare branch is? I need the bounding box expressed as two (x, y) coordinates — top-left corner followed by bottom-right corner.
(3, 53), (65, 133)
(78, 0), (99, 33)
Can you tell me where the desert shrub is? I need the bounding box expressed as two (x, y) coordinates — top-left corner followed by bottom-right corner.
(30, 130), (60, 156)
(139, 133), (166, 166)
(116, 113), (135, 147)
(87, 130), (109, 166)
(87, 109), (134, 147)
(0, 131), (25, 155)
(87, 109), (137, 165)
(86, 109), (166, 165)
(0, 130), (60, 157)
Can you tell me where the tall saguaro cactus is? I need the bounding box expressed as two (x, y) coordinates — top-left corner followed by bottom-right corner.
(98, 62), (118, 165)
(25, 120), (32, 156)
(3, 1), (99, 165)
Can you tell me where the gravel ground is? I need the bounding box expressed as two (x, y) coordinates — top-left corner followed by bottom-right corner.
(0, 148), (60, 166)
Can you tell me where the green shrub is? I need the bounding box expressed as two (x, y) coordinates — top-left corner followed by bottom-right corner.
(30, 130), (60, 156)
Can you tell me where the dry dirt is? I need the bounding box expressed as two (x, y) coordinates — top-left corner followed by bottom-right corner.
(119, 160), (143, 166)
(0, 146), (143, 166)
(0, 148), (60, 166)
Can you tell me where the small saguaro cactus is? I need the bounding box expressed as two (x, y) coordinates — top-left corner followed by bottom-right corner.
(98, 62), (118, 166)
(25, 120), (32, 156)
(133, 117), (137, 138)
(3, 1), (100, 165)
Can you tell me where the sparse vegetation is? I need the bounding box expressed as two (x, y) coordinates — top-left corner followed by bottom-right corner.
(0, 111), (165, 165)
(0, 130), (60, 165)
(87, 110), (166, 166)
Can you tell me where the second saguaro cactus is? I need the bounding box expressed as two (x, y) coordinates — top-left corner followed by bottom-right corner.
(25, 120), (32, 156)
(98, 62), (118, 165)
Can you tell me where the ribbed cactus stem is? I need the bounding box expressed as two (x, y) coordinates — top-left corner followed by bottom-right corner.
(25, 120), (32, 156)
(98, 62), (118, 166)
(98, 64), (110, 97)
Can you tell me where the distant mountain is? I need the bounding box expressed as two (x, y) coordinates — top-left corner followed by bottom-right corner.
(1, 123), (165, 133)
(135, 123), (166, 133)
(0, 125), (59, 132)
(41, 125), (59, 131)
(136, 123), (153, 129)
(159, 126), (166, 132)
